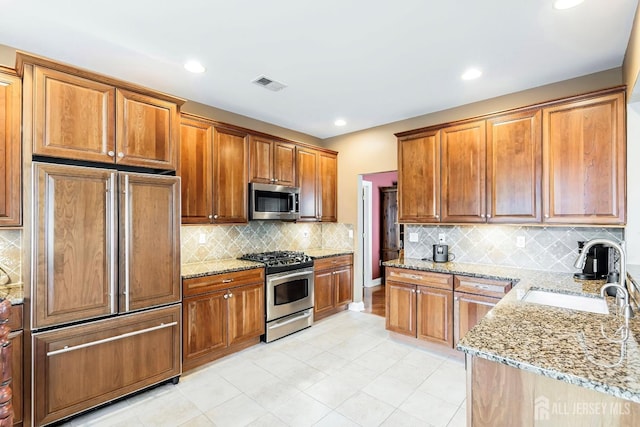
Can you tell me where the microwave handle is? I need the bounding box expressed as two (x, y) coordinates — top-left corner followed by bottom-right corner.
(289, 193), (297, 213)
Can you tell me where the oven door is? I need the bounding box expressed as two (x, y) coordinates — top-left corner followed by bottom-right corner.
(266, 267), (314, 322)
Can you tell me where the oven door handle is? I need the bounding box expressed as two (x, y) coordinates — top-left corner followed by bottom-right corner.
(268, 311), (312, 330)
(270, 270), (312, 282)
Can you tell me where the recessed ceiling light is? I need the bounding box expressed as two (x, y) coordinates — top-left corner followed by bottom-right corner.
(334, 119), (347, 127)
(553, 0), (584, 10)
(461, 68), (482, 80)
(184, 60), (205, 73)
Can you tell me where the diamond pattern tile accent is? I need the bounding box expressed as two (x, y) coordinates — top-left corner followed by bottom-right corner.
(0, 230), (22, 283)
(405, 225), (624, 273)
(181, 222), (354, 264)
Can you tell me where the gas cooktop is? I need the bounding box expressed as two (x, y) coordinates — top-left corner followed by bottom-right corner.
(239, 251), (313, 274)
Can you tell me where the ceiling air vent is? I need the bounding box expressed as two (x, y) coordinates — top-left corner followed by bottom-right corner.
(252, 75), (287, 92)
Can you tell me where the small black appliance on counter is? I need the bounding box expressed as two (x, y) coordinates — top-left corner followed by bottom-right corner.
(573, 241), (610, 280)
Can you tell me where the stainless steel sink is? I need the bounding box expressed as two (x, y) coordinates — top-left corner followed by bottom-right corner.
(522, 289), (609, 314)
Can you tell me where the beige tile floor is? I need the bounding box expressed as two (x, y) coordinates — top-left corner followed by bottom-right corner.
(63, 311), (467, 427)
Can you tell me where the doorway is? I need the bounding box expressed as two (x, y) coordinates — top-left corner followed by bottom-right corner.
(359, 171), (399, 315)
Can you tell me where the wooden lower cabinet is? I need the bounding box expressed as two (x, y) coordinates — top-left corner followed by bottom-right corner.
(385, 281), (416, 336)
(416, 286), (453, 347)
(9, 331), (22, 426)
(32, 305), (181, 426)
(313, 255), (353, 321)
(453, 275), (511, 346)
(454, 293), (499, 345)
(385, 267), (454, 347)
(182, 268), (265, 372)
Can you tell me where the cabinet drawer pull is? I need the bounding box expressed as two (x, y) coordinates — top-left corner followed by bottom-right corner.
(107, 150), (115, 157)
(222, 279), (233, 284)
(416, 290), (421, 294)
(223, 294), (229, 299)
(472, 284), (491, 290)
(411, 289), (416, 293)
(46, 321), (178, 356)
(228, 293), (233, 298)
(117, 152), (125, 158)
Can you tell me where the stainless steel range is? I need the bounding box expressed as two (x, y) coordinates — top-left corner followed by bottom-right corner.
(239, 251), (314, 342)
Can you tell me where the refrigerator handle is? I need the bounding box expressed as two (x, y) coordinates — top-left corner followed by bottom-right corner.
(123, 174), (130, 312)
(109, 175), (117, 314)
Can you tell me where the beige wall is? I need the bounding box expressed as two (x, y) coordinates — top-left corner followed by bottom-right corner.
(624, 2), (640, 101)
(322, 68), (623, 227)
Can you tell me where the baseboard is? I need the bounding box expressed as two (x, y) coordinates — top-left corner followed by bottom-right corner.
(364, 278), (382, 288)
(348, 301), (365, 312)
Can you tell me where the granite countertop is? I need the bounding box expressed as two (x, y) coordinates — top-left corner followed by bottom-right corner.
(181, 259), (264, 279)
(0, 283), (23, 305)
(305, 248), (354, 259)
(384, 258), (640, 403)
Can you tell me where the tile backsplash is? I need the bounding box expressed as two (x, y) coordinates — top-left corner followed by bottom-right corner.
(181, 222), (354, 264)
(405, 225), (624, 273)
(0, 229), (22, 283)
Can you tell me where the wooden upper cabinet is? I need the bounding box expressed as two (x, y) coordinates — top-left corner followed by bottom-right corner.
(20, 53), (183, 170)
(31, 65), (116, 163)
(486, 110), (542, 223)
(318, 151), (337, 222)
(296, 146), (320, 221)
(213, 125), (249, 223)
(33, 163), (117, 329)
(273, 141), (296, 186)
(542, 91), (625, 224)
(119, 173), (181, 312)
(178, 116), (213, 224)
(397, 130), (440, 222)
(441, 120), (486, 223)
(249, 136), (296, 186)
(115, 89), (179, 170)
(0, 69), (22, 226)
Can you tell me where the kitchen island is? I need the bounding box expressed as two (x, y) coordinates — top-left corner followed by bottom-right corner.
(384, 258), (640, 425)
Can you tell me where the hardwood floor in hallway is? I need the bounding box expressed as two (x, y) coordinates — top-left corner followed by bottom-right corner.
(363, 285), (385, 317)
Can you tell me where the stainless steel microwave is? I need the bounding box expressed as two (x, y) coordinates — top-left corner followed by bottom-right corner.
(249, 183), (300, 220)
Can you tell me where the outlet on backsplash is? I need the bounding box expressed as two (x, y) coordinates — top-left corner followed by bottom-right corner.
(438, 233), (446, 244)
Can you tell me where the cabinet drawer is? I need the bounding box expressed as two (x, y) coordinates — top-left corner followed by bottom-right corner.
(33, 305), (180, 426)
(454, 275), (511, 298)
(314, 254), (353, 271)
(8, 304), (23, 331)
(183, 268), (265, 297)
(386, 267), (453, 290)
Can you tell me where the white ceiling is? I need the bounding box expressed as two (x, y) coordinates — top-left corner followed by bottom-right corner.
(0, 0), (637, 139)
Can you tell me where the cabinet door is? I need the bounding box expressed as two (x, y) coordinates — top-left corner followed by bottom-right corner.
(397, 130), (440, 222)
(179, 115), (214, 224)
(33, 163), (117, 328)
(542, 92), (625, 224)
(416, 286), (453, 347)
(334, 265), (353, 307)
(213, 126), (248, 223)
(119, 173), (181, 312)
(487, 110), (542, 223)
(116, 89), (179, 170)
(273, 141), (296, 186)
(249, 135), (273, 184)
(31, 66), (116, 163)
(183, 290), (228, 363)
(0, 70), (21, 226)
(454, 292), (498, 345)
(8, 331), (22, 425)
(33, 306), (180, 426)
(314, 269), (335, 318)
(296, 147), (319, 221)
(441, 121), (486, 223)
(385, 281), (416, 337)
(318, 152), (337, 222)
(228, 283), (265, 346)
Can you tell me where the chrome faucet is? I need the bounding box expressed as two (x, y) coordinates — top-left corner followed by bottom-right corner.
(574, 238), (634, 320)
